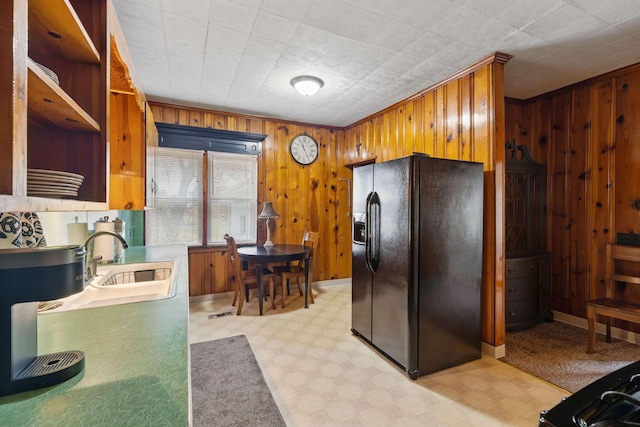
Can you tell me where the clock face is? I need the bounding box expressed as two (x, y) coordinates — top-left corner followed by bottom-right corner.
(290, 134), (318, 165)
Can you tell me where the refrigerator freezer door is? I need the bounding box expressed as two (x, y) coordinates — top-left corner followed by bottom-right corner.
(352, 164), (374, 341)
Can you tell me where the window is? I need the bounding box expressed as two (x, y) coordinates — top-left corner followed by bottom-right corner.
(208, 152), (257, 243)
(146, 147), (203, 245)
(145, 124), (264, 246)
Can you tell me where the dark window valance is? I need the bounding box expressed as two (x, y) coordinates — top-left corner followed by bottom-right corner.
(156, 123), (267, 155)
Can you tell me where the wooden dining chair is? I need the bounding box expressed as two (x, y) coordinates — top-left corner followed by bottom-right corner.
(272, 230), (319, 308)
(224, 234), (276, 315)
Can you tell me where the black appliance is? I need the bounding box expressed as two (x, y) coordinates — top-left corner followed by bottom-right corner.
(0, 245), (86, 396)
(539, 360), (640, 426)
(351, 153), (484, 379)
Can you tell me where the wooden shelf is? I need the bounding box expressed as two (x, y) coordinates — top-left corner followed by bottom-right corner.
(27, 58), (100, 132)
(28, 0), (100, 64)
(344, 156), (377, 169)
(3, 0), (112, 209)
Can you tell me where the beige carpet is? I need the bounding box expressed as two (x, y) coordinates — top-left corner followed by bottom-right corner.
(500, 321), (640, 393)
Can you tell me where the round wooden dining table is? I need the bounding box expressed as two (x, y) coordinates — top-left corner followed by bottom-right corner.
(236, 244), (312, 315)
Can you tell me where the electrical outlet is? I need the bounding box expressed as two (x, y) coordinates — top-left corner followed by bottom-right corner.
(617, 232), (640, 246)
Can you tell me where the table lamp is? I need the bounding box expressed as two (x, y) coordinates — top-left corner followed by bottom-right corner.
(258, 202), (279, 247)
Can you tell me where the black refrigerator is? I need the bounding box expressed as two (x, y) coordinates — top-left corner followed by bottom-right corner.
(351, 153), (484, 379)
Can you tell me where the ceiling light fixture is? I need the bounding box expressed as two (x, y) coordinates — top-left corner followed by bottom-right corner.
(291, 75), (324, 96)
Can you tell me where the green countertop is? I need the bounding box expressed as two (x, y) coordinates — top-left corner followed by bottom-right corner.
(0, 245), (190, 427)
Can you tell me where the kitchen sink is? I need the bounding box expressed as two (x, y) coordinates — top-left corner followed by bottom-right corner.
(39, 260), (178, 313)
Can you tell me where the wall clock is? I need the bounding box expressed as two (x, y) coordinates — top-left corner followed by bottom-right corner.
(290, 134), (318, 165)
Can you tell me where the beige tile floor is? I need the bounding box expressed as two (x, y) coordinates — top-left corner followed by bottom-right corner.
(189, 282), (569, 427)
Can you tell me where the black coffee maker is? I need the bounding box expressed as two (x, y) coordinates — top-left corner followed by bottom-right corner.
(0, 245), (86, 396)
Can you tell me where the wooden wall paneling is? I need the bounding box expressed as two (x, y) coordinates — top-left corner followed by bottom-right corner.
(614, 72), (640, 325)
(504, 102), (517, 144)
(247, 117), (263, 135)
(349, 124), (360, 161)
(283, 123), (299, 246)
(341, 127), (352, 162)
(260, 123), (276, 245)
(471, 67), (492, 166)
(109, 92), (145, 210)
(589, 81), (615, 303)
(381, 111), (391, 161)
(159, 105), (175, 124)
(374, 115), (384, 160)
(157, 105), (171, 123)
(314, 128), (323, 234)
(292, 125), (309, 242)
(445, 79), (461, 160)
(150, 104), (161, 122)
(204, 251), (215, 294)
(531, 98), (553, 260)
(307, 130), (321, 234)
(188, 251), (205, 296)
(413, 98), (425, 155)
(615, 71), (640, 235)
(391, 108), (399, 158)
(225, 114), (236, 131)
(403, 100), (415, 156)
(422, 91), (436, 157)
(569, 86), (591, 317)
(361, 120), (372, 160)
(212, 251), (228, 293)
(460, 75), (472, 161)
(312, 129), (323, 280)
(284, 123), (301, 244)
(317, 129), (332, 280)
(435, 86), (446, 158)
(336, 130), (352, 280)
(550, 92), (572, 311)
(491, 62), (507, 348)
(200, 111), (214, 129)
(534, 98), (553, 170)
(273, 122), (292, 245)
(175, 109), (187, 125)
(502, 61), (640, 333)
(520, 101), (536, 149)
(396, 104), (406, 156)
(327, 128), (341, 278)
(471, 65), (501, 346)
(189, 248), (229, 295)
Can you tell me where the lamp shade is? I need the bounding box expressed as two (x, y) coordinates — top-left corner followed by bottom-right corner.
(258, 202), (279, 219)
(291, 75), (324, 96)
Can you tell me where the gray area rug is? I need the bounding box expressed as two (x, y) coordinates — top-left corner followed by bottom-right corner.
(191, 335), (287, 427)
(500, 321), (640, 393)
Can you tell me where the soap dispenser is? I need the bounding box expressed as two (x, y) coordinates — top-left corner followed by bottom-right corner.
(0, 245), (86, 396)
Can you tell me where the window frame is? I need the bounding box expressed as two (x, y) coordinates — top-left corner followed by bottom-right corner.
(148, 123), (266, 247)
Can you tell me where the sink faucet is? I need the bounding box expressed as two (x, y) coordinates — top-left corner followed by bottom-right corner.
(83, 231), (129, 281)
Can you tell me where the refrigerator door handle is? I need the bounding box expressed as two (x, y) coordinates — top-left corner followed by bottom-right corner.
(366, 191), (380, 273)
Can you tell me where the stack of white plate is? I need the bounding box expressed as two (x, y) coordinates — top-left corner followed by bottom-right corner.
(27, 169), (84, 198)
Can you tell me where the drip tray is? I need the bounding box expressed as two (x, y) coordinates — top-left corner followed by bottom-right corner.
(15, 351), (84, 380)
(2, 349), (84, 396)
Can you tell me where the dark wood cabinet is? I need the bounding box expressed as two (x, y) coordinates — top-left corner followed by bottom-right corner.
(505, 143), (552, 330)
(505, 253), (552, 329)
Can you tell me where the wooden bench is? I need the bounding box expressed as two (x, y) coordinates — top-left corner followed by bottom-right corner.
(586, 244), (640, 353)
